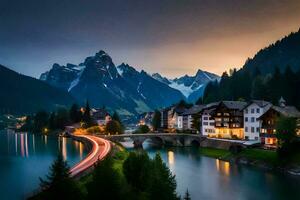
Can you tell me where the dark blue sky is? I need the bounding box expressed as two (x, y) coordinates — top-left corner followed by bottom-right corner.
(1, 0), (300, 78)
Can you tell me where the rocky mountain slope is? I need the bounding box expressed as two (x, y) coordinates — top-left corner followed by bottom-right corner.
(152, 70), (219, 102)
(40, 51), (186, 116)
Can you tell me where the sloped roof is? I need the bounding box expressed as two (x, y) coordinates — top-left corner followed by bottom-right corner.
(244, 100), (272, 109)
(205, 101), (220, 109)
(202, 108), (216, 115)
(182, 105), (205, 115)
(221, 101), (247, 110)
(272, 106), (300, 118)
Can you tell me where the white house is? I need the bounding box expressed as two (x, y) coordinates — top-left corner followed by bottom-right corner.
(177, 115), (183, 129)
(243, 100), (272, 140)
(201, 108), (216, 136)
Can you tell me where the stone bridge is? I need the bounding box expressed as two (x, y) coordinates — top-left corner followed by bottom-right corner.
(100, 133), (206, 148)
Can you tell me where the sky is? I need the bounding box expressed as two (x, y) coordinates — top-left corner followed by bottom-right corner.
(1, 0), (300, 78)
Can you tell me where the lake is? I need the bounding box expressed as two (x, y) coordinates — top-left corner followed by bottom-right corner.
(1, 130), (300, 200)
(0, 130), (88, 200)
(122, 139), (300, 200)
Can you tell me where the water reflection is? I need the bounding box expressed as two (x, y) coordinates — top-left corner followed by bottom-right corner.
(168, 151), (175, 165)
(61, 137), (67, 161)
(0, 130), (88, 200)
(15, 133), (18, 154)
(20, 133), (29, 157)
(79, 142), (83, 160)
(32, 134), (35, 153)
(215, 159), (230, 176)
(44, 135), (48, 145)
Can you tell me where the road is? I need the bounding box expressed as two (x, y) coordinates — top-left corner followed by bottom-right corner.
(70, 135), (111, 177)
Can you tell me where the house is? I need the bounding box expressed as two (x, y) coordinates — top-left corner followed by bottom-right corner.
(243, 100), (272, 140)
(201, 102), (219, 136)
(180, 105), (205, 132)
(91, 108), (111, 126)
(207, 101), (247, 139)
(201, 108), (216, 136)
(168, 106), (186, 130)
(160, 105), (187, 131)
(258, 98), (300, 148)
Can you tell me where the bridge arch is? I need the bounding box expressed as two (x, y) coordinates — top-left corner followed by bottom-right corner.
(190, 139), (200, 147)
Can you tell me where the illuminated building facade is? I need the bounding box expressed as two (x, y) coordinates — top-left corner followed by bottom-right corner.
(258, 99), (300, 148)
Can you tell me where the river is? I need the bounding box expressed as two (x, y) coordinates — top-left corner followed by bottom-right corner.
(122, 139), (300, 200)
(0, 130), (88, 200)
(1, 130), (300, 200)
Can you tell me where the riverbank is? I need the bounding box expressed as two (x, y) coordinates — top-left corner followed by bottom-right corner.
(199, 147), (300, 175)
(78, 143), (129, 196)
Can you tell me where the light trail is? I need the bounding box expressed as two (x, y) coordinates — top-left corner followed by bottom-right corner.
(70, 135), (111, 177)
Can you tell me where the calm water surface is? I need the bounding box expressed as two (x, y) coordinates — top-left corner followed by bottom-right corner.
(0, 130), (88, 200)
(122, 139), (300, 200)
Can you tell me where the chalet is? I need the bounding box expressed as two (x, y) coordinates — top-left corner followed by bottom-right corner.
(179, 105), (205, 132)
(160, 105), (187, 131)
(201, 102), (219, 136)
(91, 108), (111, 126)
(209, 101), (247, 139)
(258, 98), (300, 148)
(243, 100), (272, 140)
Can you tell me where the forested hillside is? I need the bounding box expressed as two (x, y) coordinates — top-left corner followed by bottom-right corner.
(0, 65), (75, 114)
(202, 29), (300, 108)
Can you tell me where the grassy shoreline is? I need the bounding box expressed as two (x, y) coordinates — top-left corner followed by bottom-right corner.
(199, 147), (279, 165)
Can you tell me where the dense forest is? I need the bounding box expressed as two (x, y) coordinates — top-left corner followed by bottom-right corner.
(202, 66), (300, 108)
(202, 29), (300, 108)
(243, 28), (300, 74)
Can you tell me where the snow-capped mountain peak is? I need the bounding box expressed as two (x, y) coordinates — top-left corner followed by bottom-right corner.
(152, 70), (220, 101)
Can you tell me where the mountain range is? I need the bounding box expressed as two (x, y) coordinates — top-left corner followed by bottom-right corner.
(152, 70), (219, 102)
(2, 28), (300, 116)
(40, 50), (219, 116)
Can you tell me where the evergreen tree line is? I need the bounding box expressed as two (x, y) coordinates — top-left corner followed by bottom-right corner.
(202, 66), (300, 108)
(31, 151), (191, 200)
(20, 102), (95, 133)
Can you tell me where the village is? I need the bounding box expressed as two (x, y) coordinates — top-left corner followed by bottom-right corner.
(137, 97), (300, 149)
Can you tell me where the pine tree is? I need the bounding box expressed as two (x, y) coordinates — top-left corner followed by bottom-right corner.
(37, 155), (82, 200)
(112, 111), (121, 123)
(83, 101), (93, 127)
(87, 157), (122, 200)
(183, 189), (191, 200)
(112, 111), (124, 132)
(105, 120), (123, 135)
(148, 153), (178, 200)
(123, 151), (152, 192)
(69, 103), (82, 123)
